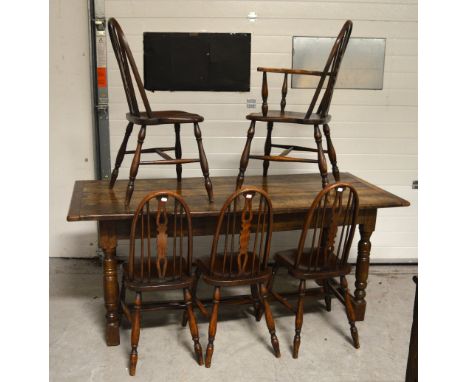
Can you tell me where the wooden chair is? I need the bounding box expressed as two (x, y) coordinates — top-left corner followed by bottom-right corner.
(236, 20), (353, 189)
(119, 190), (203, 376)
(193, 187), (281, 367)
(107, 18), (213, 206)
(270, 182), (360, 358)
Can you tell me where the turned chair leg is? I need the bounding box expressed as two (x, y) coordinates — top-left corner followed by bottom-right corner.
(314, 125), (329, 188)
(323, 124), (340, 181)
(183, 288), (204, 365)
(263, 122), (273, 177)
(110, 122), (134, 188)
(341, 276), (360, 349)
(324, 278), (332, 312)
(174, 123), (182, 182)
(181, 310), (188, 328)
(118, 274), (126, 322)
(268, 263), (280, 291)
(236, 121), (256, 189)
(193, 122), (213, 202)
(293, 280), (306, 358)
(340, 276), (360, 349)
(125, 125), (146, 206)
(259, 283), (281, 358)
(182, 267), (206, 327)
(250, 284), (263, 321)
(205, 286), (221, 368)
(129, 292), (142, 376)
(256, 263), (280, 322)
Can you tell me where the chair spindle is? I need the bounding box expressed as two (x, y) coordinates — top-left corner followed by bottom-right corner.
(262, 72), (269, 116)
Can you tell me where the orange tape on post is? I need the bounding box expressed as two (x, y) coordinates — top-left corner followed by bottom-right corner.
(97, 67), (107, 88)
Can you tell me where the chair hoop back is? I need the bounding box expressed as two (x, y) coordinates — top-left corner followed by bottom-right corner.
(209, 187), (273, 279)
(305, 20), (353, 119)
(108, 17), (152, 117)
(295, 182), (359, 272)
(128, 191), (193, 283)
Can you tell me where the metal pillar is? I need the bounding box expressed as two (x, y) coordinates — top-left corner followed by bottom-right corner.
(88, 0), (111, 180)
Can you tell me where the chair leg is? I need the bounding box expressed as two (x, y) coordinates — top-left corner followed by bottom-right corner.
(181, 310), (188, 327)
(125, 125), (146, 206)
(193, 122), (213, 203)
(324, 278), (332, 312)
(192, 267), (202, 301)
(205, 286), (221, 368)
(129, 292), (142, 376)
(174, 123), (182, 182)
(236, 121), (256, 189)
(183, 288), (204, 365)
(268, 262), (280, 291)
(314, 124), (329, 188)
(263, 122), (273, 177)
(118, 274), (126, 321)
(110, 122), (134, 188)
(250, 284), (262, 321)
(257, 262), (281, 322)
(323, 124), (340, 181)
(341, 276), (360, 349)
(259, 283), (281, 358)
(293, 280), (306, 359)
(191, 267), (209, 318)
(182, 268), (201, 327)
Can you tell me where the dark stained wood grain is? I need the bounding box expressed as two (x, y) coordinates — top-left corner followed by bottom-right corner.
(68, 172), (409, 223)
(257, 67), (329, 76)
(246, 110), (330, 124)
(67, 172), (409, 346)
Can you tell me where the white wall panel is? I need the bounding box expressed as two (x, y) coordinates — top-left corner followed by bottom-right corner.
(50, 0), (97, 257)
(105, 0), (417, 262)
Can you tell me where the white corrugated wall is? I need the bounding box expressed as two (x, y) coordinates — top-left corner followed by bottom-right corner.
(106, 0), (417, 262)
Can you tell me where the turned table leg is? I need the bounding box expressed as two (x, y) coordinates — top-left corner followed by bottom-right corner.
(352, 210), (376, 321)
(99, 221), (120, 346)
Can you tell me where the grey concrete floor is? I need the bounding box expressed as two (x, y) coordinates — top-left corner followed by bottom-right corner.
(50, 258), (417, 382)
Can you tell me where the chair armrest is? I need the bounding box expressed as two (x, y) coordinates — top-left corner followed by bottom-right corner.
(257, 67), (328, 76)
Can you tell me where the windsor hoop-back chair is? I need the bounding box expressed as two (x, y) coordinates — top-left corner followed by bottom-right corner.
(193, 187), (280, 367)
(107, 18), (213, 206)
(119, 191), (203, 376)
(236, 20), (353, 189)
(270, 182), (360, 358)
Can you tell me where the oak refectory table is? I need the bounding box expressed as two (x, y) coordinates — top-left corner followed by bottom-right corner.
(67, 172), (410, 346)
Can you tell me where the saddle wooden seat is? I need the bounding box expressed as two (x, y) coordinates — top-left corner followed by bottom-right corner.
(126, 110), (204, 125)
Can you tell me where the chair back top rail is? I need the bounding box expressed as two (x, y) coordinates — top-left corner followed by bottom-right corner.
(209, 187), (274, 279)
(128, 190), (193, 283)
(294, 182), (359, 272)
(108, 17), (152, 117)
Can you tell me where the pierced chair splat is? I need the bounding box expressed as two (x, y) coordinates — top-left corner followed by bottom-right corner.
(194, 187), (281, 367)
(119, 191), (203, 376)
(270, 182), (361, 358)
(237, 20), (353, 189)
(107, 18), (213, 206)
